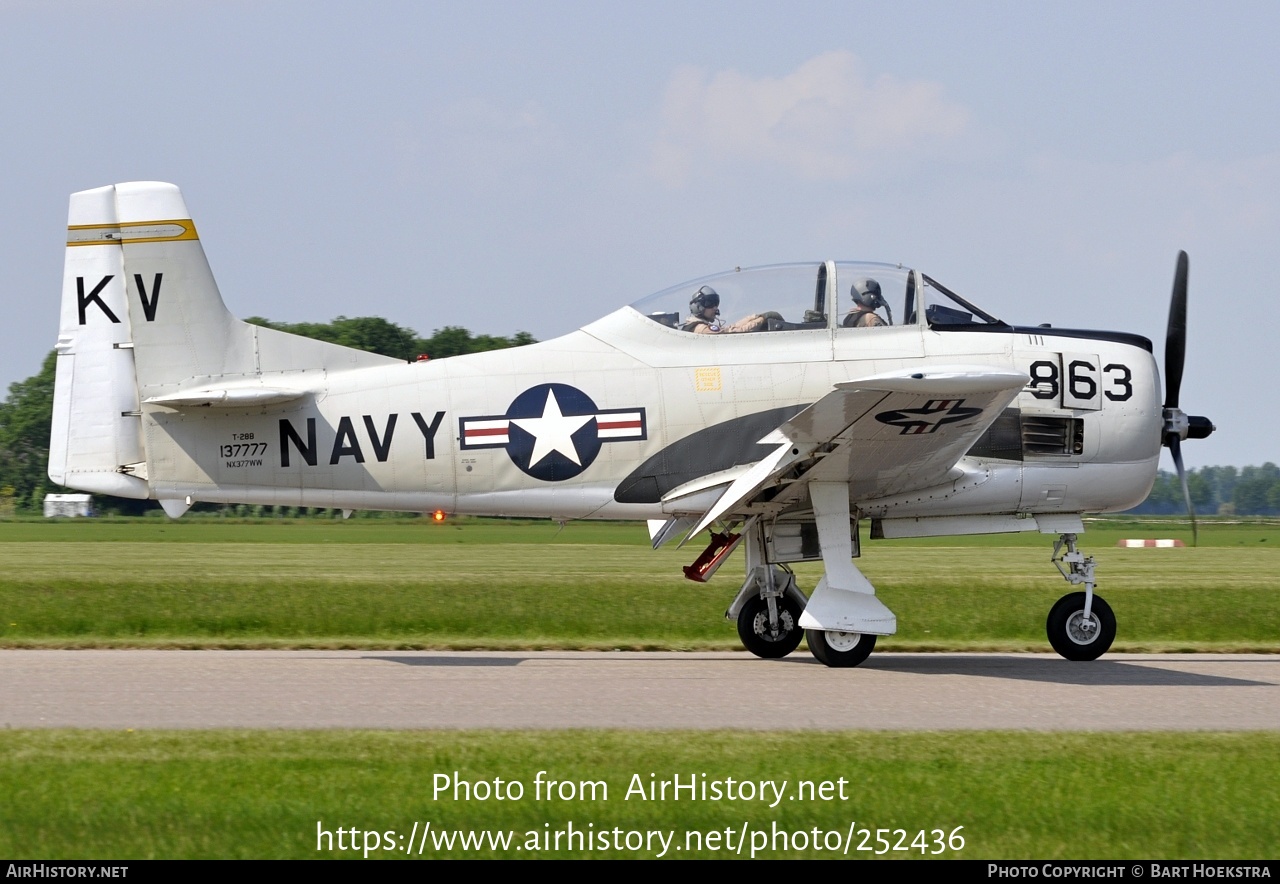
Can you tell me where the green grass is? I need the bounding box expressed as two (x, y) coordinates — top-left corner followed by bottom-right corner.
(0, 515), (639, 544)
(0, 517), (1275, 650)
(5, 512), (1274, 546)
(2, 520), (1276, 861)
(1, 730), (1276, 859)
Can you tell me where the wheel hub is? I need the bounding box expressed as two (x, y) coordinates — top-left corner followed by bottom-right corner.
(824, 630), (862, 652)
(753, 609), (796, 642)
(1065, 611), (1099, 645)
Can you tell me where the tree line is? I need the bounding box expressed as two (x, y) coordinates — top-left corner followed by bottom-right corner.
(243, 316), (537, 362)
(1126, 463), (1280, 516)
(0, 318), (534, 514)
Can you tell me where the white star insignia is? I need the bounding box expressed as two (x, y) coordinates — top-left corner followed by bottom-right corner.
(511, 389), (593, 467)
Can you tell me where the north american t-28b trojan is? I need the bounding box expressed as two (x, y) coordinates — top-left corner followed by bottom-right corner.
(49, 182), (1214, 666)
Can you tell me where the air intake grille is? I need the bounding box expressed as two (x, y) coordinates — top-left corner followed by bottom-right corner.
(1022, 415), (1084, 456)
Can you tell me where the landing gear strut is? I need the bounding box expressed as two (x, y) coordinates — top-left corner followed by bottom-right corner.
(726, 518), (807, 660)
(737, 591), (805, 659)
(1047, 533), (1115, 661)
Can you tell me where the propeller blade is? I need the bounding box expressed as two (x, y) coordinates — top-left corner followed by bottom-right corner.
(1164, 250), (1188, 409)
(1168, 435), (1198, 547)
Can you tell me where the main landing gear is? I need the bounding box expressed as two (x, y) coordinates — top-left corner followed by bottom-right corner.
(736, 589), (805, 659)
(730, 565), (877, 667)
(1047, 533), (1115, 661)
(722, 519), (811, 662)
(805, 628), (876, 667)
(718, 503), (889, 668)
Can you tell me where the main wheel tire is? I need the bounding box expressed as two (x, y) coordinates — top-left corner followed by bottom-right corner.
(805, 629), (876, 668)
(1046, 591), (1116, 661)
(737, 594), (804, 659)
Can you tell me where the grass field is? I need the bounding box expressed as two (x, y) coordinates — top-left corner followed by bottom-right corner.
(0, 516), (1275, 651)
(2, 517), (1277, 861)
(1, 730), (1277, 859)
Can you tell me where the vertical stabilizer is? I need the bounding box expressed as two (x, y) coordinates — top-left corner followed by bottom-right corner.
(49, 184), (150, 497)
(112, 182), (244, 397)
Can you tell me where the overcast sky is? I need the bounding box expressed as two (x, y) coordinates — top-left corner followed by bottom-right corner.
(3, 1), (1275, 468)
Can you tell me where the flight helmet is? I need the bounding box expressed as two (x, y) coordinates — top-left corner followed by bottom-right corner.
(852, 278), (884, 309)
(690, 285), (720, 314)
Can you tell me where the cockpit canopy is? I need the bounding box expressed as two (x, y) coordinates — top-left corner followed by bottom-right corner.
(628, 262), (1002, 333)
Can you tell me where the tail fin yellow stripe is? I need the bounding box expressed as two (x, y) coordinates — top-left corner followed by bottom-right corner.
(67, 219), (198, 247)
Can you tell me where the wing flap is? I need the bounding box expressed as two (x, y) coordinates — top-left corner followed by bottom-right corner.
(685, 436), (796, 540)
(683, 366), (1029, 529)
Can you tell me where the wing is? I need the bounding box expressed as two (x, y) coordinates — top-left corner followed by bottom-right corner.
(676, 365), (1029, 540)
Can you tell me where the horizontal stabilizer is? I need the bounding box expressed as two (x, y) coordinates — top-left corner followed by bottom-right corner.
(144, 385), (311, 409)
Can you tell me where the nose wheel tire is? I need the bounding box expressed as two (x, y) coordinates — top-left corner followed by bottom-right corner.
(1046, 591), (1116, 661)
(806, 629), (876, 668)
(737, 594), (805, 659)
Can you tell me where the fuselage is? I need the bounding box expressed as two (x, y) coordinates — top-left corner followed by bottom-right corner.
(46, 188), (1168, 527)
(141, 300), (1163, 523)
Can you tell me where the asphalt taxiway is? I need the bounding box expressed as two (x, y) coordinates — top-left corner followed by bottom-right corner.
(2, 650), (1277, 729)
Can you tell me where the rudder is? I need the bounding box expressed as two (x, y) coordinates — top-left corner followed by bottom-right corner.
(48, 184), (163, 497)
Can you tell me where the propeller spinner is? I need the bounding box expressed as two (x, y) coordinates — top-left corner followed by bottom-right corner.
(1161, 251), (1216, 544)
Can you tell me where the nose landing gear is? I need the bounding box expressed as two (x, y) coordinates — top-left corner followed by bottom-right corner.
(1047, 533), (1115, 661)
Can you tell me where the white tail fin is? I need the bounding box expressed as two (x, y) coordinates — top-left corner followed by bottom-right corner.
(50, 181), (400, 499)
(49, 184), (151, 497)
